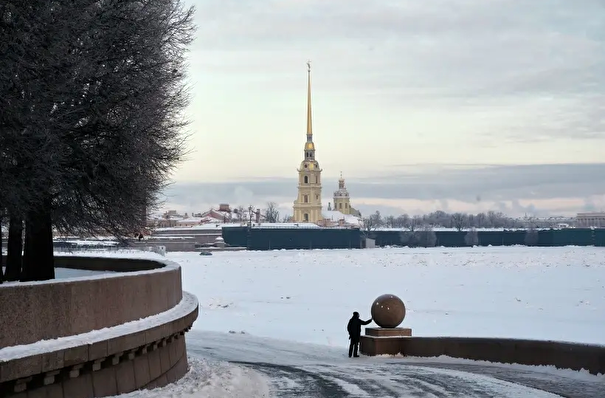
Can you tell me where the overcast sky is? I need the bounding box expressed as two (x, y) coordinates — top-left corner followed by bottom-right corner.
(163, 0), (605, 218)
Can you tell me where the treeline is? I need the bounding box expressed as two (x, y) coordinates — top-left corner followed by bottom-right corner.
(363, 210), (531, 231)
(0, 1), (194, 283)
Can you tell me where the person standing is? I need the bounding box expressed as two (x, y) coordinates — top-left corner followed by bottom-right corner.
(347, 311), (372, 357)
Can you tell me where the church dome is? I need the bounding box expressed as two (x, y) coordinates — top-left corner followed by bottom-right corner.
(334, 188), (349, 197)
(334, 174), (349, 197)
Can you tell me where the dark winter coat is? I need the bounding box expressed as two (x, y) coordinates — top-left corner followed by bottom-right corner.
(347, 315), (372, 340)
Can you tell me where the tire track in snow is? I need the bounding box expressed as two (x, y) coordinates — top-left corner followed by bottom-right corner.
(187, 332), (601, 398)
(235, 361), (565, 397)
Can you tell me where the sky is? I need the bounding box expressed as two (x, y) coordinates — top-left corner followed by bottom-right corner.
(162, 0), (605, 218)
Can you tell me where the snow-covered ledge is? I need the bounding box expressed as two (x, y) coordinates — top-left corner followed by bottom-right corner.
(0, 256), (199, 398)
(360, 335), (605, 376)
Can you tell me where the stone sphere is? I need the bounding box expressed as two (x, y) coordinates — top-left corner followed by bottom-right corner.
(371, 294), (406, 328)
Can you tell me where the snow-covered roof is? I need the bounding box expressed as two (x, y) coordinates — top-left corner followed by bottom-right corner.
(176, 217), (203, 224)
(154, 224), (225, 231)
(250, 222), (321, 229)
(322, 210), (362, 226)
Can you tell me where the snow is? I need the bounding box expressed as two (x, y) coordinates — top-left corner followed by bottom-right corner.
(109, 357), (270, 398)
(177, 217), (204, 224)
(322, 210), (362, 226)
(169, 246), (605, 346)
(4, 246), (605, 396)
(58, 246), (604, 347)
(0, 267), (113, 286)
(186, 330), (605, 396)
(154, 224), (226, 231)
(0, 253), (171, 288)
(154, 222), (332, 231)
(244, 222), (322, 229)
(55, 239), (118, 246)
(389, 354), (605, 382)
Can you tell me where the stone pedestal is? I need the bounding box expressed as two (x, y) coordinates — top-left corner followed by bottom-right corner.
(359, 327), (413, 356)
(365, 327), (412, 337)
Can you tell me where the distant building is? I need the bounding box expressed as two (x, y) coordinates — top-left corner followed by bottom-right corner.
(146, 204), (266, 230)
(146, 210), (185, 228)
(331, 173), (361, 217)
(576, 212), (605, 227)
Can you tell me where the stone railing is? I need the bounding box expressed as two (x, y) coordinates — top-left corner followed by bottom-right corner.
(0, 256), (199, 398)
(360, 335), (605, 375)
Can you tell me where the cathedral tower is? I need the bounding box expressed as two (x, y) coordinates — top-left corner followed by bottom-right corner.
(293, 62), (323, 223)
(333, 172), (352, 215)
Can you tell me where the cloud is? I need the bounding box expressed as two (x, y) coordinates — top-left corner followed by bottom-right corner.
(159, 163), (605, 217)
(187, 0), (605, 144)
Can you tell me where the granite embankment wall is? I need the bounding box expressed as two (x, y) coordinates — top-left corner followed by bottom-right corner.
(0, 256), (199, 398)
(360, 336), (605, 375)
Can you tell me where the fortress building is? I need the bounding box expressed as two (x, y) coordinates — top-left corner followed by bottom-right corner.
(293, 62), (323, 223)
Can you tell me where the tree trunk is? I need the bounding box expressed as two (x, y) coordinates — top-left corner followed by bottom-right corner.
(0, 215), (3, 284)
(5, 216), (24, 281)
(21, 199), (54, 282)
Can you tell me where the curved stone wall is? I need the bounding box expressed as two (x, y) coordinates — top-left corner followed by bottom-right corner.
(1, 256), (182, 348)
(0, 256), (198, 398)
(360, 336), (605, 375)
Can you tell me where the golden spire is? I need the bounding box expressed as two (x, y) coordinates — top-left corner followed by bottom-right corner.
(306, 60), (312, 141)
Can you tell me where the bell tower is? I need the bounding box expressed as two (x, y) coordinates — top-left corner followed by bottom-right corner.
(293, 61), (323, 223)
(333, 172), (352, 214)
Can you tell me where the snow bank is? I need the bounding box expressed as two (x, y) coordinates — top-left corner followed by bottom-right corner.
(377, 354), (605, 381)
(110, 357), (271, 398)
(0, 253), (172, 288)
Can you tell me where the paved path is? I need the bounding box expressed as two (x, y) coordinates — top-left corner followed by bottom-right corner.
(188, 331), (605, 398)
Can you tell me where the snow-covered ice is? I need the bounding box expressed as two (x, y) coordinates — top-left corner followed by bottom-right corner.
(171, 246), (605, 346)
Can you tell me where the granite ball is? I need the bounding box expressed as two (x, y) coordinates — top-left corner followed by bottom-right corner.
(371, 294), (406, 328)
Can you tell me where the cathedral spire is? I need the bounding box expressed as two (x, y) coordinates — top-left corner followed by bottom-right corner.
(306, 60), (312, 142)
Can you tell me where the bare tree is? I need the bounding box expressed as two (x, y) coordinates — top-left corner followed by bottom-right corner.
(395, 214), (409, 228)
(264, 202), (280, 223)
(451, 213), (467, 231)
(363, 211), (383, 232)
(235, 206), (245, 222)
(363, 210), (525, 230)
(281, 214), (291, 223)
(407, 215), (422, 232)
(0, 214), (3, 283)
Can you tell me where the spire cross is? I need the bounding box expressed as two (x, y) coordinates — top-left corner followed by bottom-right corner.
(307, 60), (311, 72)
